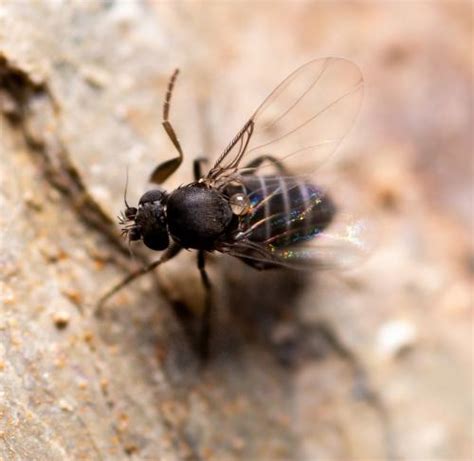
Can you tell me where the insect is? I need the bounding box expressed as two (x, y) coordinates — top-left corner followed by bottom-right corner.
(97, 58), (366, 358)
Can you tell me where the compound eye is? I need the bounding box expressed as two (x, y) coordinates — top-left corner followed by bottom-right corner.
(125, 207), (137, 220)
(229, 193), (250, 216)
(139, 189), (166, 205)
(126, 226), (140, 241)
(143, 232), (169, 251)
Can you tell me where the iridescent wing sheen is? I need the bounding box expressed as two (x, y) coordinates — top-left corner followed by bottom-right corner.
(270, 212), (373, 270)
(206, 57), (364, 182)
(221, 207), (372, 271)
(216, 173), (372, 270)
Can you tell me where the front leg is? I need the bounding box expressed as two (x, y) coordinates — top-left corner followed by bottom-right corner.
(96, 243), (182, 317)
(149, 69), (185, 184)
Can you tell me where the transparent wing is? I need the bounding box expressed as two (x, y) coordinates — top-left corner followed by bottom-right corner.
(272, 212), (373, 270)
(206, 57), (364, 181)
(221, 211), (373, 271)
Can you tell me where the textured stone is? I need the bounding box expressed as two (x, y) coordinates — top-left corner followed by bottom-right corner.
(1, 2), (471, 460)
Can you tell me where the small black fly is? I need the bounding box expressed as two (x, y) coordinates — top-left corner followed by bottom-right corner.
(98, 58), (367, 358)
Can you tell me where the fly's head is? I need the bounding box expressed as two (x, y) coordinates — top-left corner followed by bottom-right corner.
(120, 189), (169, 251)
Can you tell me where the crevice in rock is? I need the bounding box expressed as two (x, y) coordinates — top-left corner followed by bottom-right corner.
(0, 53), (137, 269)
(0, 53), (149, 459)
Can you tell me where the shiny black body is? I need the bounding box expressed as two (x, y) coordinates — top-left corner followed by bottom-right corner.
(235, 175), (335, 247)
(220, 175), (335, 269)
(128, 176), (334, 260)
(166, 184), (233, 250)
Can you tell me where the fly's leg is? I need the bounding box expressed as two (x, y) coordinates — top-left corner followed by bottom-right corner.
(193, 157), (208, 181)
(96, 244), (182, 317)
(197, 250), (213, 360)
(243, 155), (289, 175)
(150, 69), (185, 184)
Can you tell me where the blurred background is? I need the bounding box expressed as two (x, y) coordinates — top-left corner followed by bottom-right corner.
(0, 2), (472, 460)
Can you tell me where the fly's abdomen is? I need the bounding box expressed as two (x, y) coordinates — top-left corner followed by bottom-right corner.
(238, 176), (336, 247)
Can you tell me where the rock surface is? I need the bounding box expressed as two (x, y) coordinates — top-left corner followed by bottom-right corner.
(1, 2), (472, 460)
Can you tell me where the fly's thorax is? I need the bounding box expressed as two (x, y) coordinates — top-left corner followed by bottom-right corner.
(166, 183), (233, 250)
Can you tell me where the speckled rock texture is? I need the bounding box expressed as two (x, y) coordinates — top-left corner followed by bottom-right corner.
(0, 2), (472, 460)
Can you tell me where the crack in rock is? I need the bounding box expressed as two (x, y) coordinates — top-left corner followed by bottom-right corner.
(0, 54), (134, 266)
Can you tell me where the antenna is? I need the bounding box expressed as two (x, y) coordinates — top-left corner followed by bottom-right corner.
(123, 165), (131, 209)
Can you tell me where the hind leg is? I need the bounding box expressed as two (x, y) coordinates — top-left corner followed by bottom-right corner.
(243, 155), (289, 175)
(197, 250), (213, 360)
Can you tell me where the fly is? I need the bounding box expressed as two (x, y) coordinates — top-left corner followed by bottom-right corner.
(97, 58), (367, 358)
